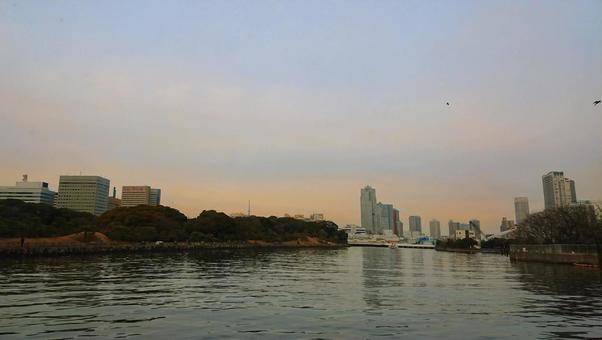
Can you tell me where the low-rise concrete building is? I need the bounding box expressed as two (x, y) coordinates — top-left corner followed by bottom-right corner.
(455, 229), (476, 240)
(310, 213), (324, 221)
(0, 175), (56, 205)
(150, 188), (161, 206)
(107, 197), (122, 210)
(122, 186), (151, 207)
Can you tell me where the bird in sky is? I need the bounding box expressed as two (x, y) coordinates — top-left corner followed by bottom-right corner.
(446, 102), (450, 106)
(594, 100), (601, 106)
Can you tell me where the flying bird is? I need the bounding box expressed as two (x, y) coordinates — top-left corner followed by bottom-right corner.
(594, 100), (601, 106)
(446, 102), (450, 106)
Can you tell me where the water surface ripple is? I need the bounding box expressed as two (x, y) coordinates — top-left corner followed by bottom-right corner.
(1, 247), (601, 339)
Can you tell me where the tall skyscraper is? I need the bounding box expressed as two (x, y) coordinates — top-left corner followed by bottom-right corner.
(429, 219), (441, 239)
(377, 203), (394, 234)
(514, 197), (530, 225)
(360, 185), (378, 234)
(55, 175), (110, 216)
(0, 175), (56, 205)
(542, 171), (577, 209)
(378, 203), (402, 235)
(122, 186), (151, 207)
(409, 215), (422, 233)
(393, 208), (402, 237)
(150, 188), (161, 206)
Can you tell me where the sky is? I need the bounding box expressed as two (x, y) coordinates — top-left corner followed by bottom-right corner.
(1, 0), (601, 234)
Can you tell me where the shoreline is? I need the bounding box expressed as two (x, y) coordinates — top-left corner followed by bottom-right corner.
(0, 240), (348, 257)
(434, 247), (480, 254)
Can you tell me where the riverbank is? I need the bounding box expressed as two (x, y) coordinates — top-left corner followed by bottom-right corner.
(510, 244), (599, 267)
(0, 233), (347, 257)
(434, 246), (479, 254)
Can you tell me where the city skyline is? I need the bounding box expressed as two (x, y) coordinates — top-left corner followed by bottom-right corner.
(1, 1), (601, 232)
(0, 168), (598, 234)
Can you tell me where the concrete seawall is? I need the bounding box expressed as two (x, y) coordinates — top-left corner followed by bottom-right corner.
(0, 242), (348, 257)
(510, 244), (599, 265)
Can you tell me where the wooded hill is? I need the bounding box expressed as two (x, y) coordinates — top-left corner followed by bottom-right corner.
(0, 199), (347, 244)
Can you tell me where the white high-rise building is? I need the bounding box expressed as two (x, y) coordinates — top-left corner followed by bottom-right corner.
(514, 197), (530, 225)
(0, 175), (56, 205)
(429, 219), (441, 239)
(542, 171), (576, 209)
(360, 185), (378, 234)
(55, 175), (110, 216)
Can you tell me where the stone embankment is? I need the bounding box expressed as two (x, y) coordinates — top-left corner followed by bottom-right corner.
(0, 233), (347, 257)
(510, 244), (599, 266)
(434, 245), (479, 254)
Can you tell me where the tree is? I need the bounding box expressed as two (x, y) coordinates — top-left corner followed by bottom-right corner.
(98, 205), (188, 242)
(0, 199), (97, 238)
(516, 205), (602, 268)
(516, 205), (601, 245)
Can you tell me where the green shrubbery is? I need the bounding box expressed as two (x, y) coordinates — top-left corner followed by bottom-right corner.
(0, 200), (347, 244)
(99, 205), (188, 242)
(436, 237), (478, 250)
(480, 237), (510, 249)
(185, 211), (347, 243)
(0, 199), (97, 237)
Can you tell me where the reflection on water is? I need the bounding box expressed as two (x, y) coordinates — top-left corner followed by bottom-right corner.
(513, 262), (602, 339)
(1, 248), (601, 339)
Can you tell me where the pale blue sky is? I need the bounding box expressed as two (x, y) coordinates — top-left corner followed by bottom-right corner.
(1, 0), (601, 232)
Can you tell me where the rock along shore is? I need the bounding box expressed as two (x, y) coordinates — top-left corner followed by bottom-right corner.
(0, 240), (348, 257)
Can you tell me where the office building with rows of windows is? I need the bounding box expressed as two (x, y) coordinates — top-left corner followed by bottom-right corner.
(55, 175), (110, 216)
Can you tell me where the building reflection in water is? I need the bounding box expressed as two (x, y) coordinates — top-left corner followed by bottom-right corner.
(361, 247), (415, 314)
(512, 261), (602, 339)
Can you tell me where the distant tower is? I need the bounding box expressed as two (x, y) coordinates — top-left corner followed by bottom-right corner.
(500, 217), (509, 232)
(112, 187), (117, 198)
(409, 216), (422, 233)
(360, 186), (378, 234)
(377, 203), (394, 234)
(248, 200), (251, 216)
(514, 197), (530, 225)
(429, 219), (441, 239)
(22, 174), (28, 182)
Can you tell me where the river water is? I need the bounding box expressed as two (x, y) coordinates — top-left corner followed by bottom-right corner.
(1, 247), (601, 339)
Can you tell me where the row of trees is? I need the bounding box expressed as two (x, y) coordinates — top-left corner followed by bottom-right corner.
(515, 205), (602, 245)
(100, 207), (346, 244)
(0, 199), (348, 244)
(515, 205), (602, 268)
(0, 199), (97, 237)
